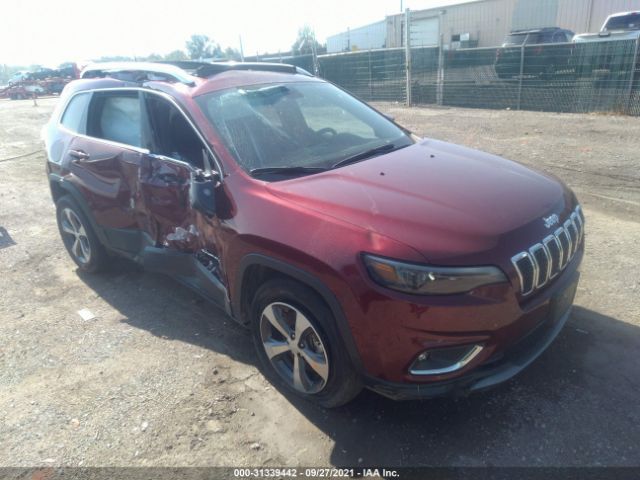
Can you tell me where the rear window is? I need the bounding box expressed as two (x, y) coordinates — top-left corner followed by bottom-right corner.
(87, 92), (142, 148)
(604, 13), (640, 31)
(61, 92), (90, 134)
(505, 33), (541, 45)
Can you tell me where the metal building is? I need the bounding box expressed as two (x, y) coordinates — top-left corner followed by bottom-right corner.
(328, 0), (640, 52)
(326, 20), (387, 53)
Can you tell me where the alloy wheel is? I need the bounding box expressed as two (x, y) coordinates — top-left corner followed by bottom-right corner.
(60, 207), (91, 264)
(259, 302), (329, 394)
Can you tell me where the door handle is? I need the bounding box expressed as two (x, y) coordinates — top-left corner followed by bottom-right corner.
(69, 149), (90, 161)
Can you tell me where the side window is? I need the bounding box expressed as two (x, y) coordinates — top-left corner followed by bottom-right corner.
(527, 33), (541, 44)
(552, 31), (565, 43)
(87, 91), (142, 148)
(143, 93), (205, 169)
(61, 92), (90, 134)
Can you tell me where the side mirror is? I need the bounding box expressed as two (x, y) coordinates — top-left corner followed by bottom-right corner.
(190, 171), (217, 217)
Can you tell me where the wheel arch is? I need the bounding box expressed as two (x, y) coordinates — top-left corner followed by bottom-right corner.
(234, 253), (363, 373)
(49, 173), (109, 246)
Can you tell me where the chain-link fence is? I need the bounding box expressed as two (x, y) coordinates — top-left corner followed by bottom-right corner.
(309, 38), (640, 115)
(318, 48), (407, 102)
(247, 35), (640, 115)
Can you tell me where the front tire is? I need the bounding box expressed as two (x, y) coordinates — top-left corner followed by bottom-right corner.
(250, 278), (362, 408)
(56, 195), (107, 272)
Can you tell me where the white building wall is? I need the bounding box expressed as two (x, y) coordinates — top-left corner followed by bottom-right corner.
(326, 20), (387, 53)
(588, 0), (640, 30)
(382, 0), (640, 49)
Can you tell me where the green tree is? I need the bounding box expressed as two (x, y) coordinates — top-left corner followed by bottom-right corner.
(186, 34), (222, 60)
(1, 64), (27, 84)
(223, 47), (242, 61)
(291, 25), (322, 55)
(164, 49), (188, 61)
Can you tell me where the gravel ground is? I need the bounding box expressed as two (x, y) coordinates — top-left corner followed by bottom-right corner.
(0, 98), (638, 468)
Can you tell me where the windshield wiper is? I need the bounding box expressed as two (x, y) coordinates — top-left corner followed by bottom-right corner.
(250, 166), (327, 177)
(331, 143), (403, 169)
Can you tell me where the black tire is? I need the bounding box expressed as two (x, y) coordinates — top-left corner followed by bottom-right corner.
(56, 195), (108, 273)
(250, 278), (362, 408)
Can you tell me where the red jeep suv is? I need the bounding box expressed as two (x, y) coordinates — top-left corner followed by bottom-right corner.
(44, 62), (584, 407)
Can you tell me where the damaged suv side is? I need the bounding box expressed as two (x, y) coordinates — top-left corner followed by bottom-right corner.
(45, 62), (584, 407)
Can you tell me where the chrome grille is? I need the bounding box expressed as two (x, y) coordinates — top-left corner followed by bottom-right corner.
(511, 205), (584, 296)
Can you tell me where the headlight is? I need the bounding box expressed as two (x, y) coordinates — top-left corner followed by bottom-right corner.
(362, 254), (507, 295)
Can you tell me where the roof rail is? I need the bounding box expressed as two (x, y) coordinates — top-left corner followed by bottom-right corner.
(80, 62), (196, 86)
(509, 27), (563, 33)
(155, 60), (212, 73)
(191, 62), (312, 78)
(79, 61), (312, 86)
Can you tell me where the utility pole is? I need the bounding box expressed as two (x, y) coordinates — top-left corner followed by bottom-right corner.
(238, 35), (245, 61)
(626, 36), (640, 114)
(516, 33), (529, 111)
(405, 8), (412, 106)
(436, 10), (446, 106)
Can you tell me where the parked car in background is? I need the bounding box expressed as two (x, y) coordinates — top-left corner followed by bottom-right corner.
(495, 27), (575, 79)
(30, 67), (57, 81)
(44, 62), (584, 407)
(571, 12), (640, 82)
(573, 11), (640, 43)
(9, 71), (31, 84)
(2, 63), (79, 100)
(57, 62), (80, 79)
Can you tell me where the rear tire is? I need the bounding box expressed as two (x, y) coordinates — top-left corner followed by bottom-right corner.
(56, 195), (108, 273)
(250, 278), (362, 408)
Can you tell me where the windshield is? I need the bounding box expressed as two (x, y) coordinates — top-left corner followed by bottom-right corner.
(604, 14), (640, 31)
(196, 82), (412, 177)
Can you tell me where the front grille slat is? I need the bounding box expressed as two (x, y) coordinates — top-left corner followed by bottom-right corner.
(556, 227), (570, 268)
(571, 212), (583, 245)
(543, 235), (562, 279)
(565, 219), (578, 260)
(511, 205), (584, 297)
(530, 243), (550, 288)
(512, 252), (535, 295)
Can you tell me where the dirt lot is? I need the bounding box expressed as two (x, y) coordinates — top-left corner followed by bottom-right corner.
(1, 98), (639, 468)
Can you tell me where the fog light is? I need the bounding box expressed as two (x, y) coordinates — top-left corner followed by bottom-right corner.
(409, 344), (483, 376)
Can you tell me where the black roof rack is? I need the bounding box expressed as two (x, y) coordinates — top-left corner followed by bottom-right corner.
(155, 60), (212, 73)
(509, 27), (567, 34)
(80, 61), (312, 86)
(192, 62), (311, 78)
(80, 62), (196, 86)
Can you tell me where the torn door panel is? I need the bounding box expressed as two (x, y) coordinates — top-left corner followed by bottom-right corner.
(137, 154), (198, 247)
(164, 224), (201, 251)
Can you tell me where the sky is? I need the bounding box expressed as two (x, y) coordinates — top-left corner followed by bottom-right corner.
(0, 0), (478, 67)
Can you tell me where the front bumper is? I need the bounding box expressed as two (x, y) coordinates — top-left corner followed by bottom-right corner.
(363, 272), (578, 400)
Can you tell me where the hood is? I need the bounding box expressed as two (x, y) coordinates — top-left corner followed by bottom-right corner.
(266, 139), (574, 265)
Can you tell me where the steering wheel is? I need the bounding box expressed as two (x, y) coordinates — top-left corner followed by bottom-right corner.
(316, 127), (338, 138)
